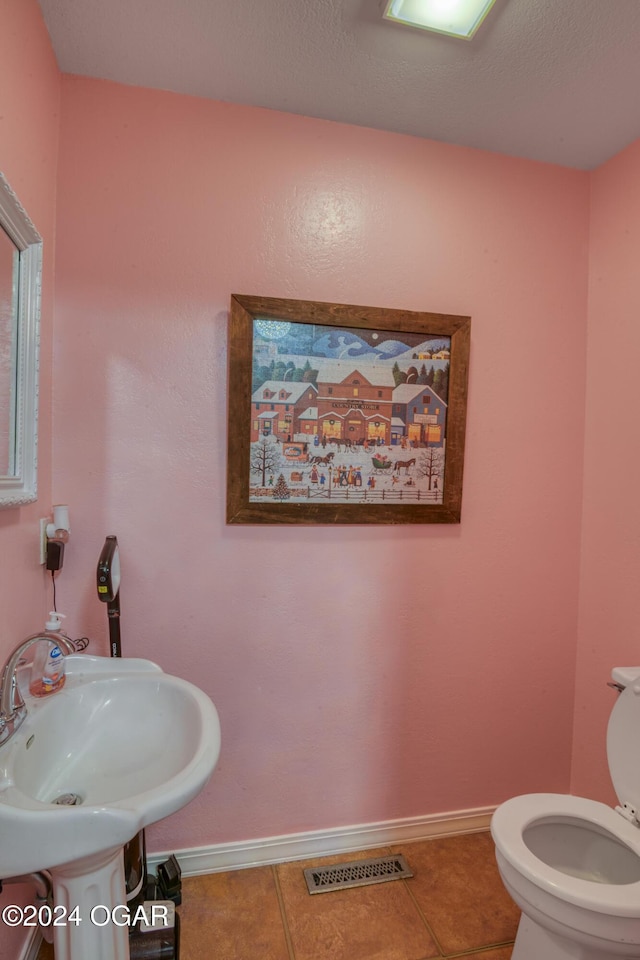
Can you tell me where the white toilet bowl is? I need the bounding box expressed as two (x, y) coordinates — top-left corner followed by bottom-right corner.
(491, 667), (640, 960)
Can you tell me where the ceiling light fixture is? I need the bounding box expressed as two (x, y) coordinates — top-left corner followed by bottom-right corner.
(382, 0), (499, 40)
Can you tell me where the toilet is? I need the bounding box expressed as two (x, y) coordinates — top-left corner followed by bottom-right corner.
(491, 666), (640, 960)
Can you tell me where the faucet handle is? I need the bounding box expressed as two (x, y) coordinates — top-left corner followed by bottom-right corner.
(0, 673), (27, 746)
(9, 672), (25, 715)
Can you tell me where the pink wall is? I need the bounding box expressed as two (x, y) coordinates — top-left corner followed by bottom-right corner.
(5, 3), (639, 944)
(0, 1), (59, 633)
(53, 77), (589, 853)
(571, 139), (640, 803)
(0, 2), (59, 956)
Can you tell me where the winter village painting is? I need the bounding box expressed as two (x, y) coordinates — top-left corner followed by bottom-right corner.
(227, 296), (470, 525)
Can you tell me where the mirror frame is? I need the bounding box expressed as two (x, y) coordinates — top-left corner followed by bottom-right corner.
(0, 172), (42, 508)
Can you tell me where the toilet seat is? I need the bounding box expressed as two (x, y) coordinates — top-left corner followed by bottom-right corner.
(607, 674), (640, 818)
(491, 792), (640, 917)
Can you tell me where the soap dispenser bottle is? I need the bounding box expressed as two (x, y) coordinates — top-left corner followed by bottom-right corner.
(29, 612), (69, 697)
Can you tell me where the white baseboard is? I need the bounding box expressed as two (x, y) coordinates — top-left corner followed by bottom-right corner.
(147, 805), (495, 878)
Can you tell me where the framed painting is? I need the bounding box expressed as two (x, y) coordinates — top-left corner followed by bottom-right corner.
(226, 295), (470, 524)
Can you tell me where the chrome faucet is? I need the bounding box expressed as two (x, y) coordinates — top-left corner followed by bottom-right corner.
(0, 634), (76, 746)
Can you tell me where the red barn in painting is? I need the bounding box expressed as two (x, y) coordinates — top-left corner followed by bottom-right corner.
(315, 363), (395, 446)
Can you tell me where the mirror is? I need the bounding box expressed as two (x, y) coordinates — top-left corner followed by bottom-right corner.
(0, 172), (42, 508)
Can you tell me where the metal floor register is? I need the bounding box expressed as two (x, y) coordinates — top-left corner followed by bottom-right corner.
(304, 854), (413, 894)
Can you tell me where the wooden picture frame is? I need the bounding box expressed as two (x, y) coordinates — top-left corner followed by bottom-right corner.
(227, 295), (470, 525)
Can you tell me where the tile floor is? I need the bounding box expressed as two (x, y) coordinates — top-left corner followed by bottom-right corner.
(37, 831), (519, 959)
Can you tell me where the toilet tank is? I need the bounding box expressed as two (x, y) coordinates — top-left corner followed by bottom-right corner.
(611, 667), (640, 689)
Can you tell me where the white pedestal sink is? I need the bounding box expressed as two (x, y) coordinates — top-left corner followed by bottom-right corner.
(0, 655), (221, 959)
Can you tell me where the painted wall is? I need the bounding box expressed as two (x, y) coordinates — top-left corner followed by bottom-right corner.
(0, 2), (60, 956)
(53, 76), (589, 854)
(0, 1), (59, 631)
(571, 139), (640, 804)
(5, 4), (639, 948)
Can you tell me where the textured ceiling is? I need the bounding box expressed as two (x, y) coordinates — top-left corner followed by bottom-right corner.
(37, 0), (640, 169)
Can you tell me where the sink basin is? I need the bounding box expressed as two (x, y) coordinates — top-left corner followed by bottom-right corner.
(0, 655), (221, 877)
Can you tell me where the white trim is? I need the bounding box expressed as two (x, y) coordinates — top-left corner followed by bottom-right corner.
(0, 172), (42, 509)
(148, 805), (495, 877)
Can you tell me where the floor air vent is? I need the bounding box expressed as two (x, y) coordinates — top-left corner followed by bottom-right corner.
(304, 854), (413, 894)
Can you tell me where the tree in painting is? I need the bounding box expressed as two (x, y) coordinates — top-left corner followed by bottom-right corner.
(251, 438), (280, 487)
(272, 474), (291, 501)
(417, 446), (444, 491)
